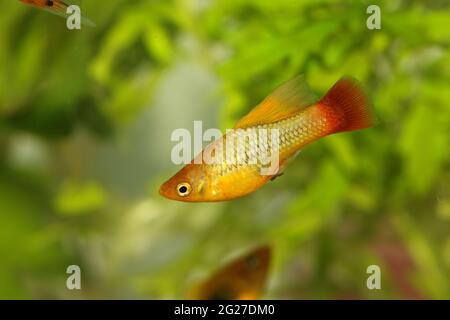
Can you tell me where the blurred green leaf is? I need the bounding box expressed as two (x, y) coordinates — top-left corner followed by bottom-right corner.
(55, 180), (107, 215)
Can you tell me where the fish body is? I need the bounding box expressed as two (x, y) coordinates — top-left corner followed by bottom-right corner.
(189, 246), (271, 300)
(160, 76), (376, 202)
(20, 0), (95, 27)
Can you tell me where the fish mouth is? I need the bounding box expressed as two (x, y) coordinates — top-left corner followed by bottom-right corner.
(158, 185), (164, 196)
(158, 182), (171, 199)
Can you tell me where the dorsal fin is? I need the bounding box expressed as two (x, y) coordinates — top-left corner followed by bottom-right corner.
(234, 75), (316, 129)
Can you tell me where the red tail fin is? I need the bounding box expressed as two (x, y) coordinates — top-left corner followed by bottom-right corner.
(319, 77), (377, 133)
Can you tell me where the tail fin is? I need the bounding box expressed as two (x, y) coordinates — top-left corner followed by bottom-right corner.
(42, 1), (96, 27)
(319, 77), (377, 133)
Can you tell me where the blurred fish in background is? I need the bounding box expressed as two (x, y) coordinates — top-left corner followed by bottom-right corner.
(188, 246), (271, 300)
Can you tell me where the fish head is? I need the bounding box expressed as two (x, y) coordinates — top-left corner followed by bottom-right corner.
(222, 245), (271, 299)
(239, 245), (271, 283)
(159, 163), (211, 202)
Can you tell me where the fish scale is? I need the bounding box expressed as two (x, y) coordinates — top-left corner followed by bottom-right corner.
(208, 106), (329, 177)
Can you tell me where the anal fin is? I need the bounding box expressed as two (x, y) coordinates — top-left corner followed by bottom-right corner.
(270, 172), (284, 181)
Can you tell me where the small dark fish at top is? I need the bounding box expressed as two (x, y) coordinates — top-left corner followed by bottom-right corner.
(20, 0), (95, 27)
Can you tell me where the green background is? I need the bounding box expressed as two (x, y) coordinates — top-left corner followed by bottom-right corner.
(0, 0), (449, 299)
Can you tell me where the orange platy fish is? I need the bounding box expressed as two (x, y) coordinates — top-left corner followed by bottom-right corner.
(189, 246), (271, 300)
(160, 76), (376, 202)
(20, 0), (95, 27)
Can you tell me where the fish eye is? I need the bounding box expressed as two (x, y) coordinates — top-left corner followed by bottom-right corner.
(176, 182), (191, 197)
(245, 255), (259, 269)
